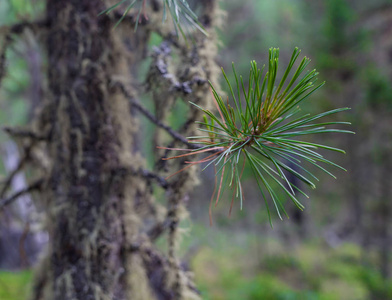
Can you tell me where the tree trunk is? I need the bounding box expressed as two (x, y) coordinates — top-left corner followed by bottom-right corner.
(26, 0), (221, 299)
(379, 153), (391, 279)
(32, 1), (154, 299)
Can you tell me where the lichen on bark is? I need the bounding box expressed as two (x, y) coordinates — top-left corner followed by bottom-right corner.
(0, 1), (224, 299)
(36, 1), (150, 299)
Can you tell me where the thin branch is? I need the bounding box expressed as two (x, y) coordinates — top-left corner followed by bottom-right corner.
(147, 184), (196, 241)
(7, 19), (49, 35)
(139, 168), (169, 189)
(115, 82), (199, 149)
(0, 178), (43, 210)
(133, 98), (198, 148)
(0, 129), (46, 198)
(3, 126), (48, 141)
(110, 166), (169, 189)
(0, 150), (30, 199)
(147, 218), (171, 241)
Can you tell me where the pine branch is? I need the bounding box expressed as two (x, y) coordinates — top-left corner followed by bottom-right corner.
(100, 0), (207, 40)
(110, 11), (149, 27)
(161, 48), (353, 224)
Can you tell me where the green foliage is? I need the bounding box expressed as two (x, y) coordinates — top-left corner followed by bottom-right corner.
(0, 271), (32, 300)
(165, 48), (352, 224)
(99, 0), (143, 28)
(0, 239), (376, 300)
(0, 0), (44, 25)
(324, 0), (353, 48)
(364, 66), (392, 110)
(190, 233), (371, 300)
(360, 269), (392, 299)
(227, 275), (305, 300)
(317, 53), (356, 76)
(0, 42), (30, 144)
(161, 0), (207, 37)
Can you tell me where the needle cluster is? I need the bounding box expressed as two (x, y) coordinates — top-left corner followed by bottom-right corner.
(164, 47), (353, 225)
(100, 0), (207, 39)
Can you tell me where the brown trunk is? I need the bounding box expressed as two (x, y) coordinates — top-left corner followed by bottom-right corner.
(25, 1), (221, 299)
(379, 140), (391, 279)
(33, 1), (152, 299)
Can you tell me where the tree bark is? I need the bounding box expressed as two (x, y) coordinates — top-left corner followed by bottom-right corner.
(21, 0), (222, 299)
(33, 1), (152, 299)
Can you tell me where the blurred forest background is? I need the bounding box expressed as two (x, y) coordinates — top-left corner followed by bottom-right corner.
(0, 0), (392, 299)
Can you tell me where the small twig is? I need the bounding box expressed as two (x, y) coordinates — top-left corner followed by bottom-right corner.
(0, 152), (30, 199)
(139, 168), (169, 189)
(132, 98), (198, 148)
(147, 186), (195, 241)
(3, 127), (48, 141)
(0, 178), (43, 210)
(0, 134), (44, 198)
(115, 82), (199, 149)
(7, 19), (49, 35)
(147, 218), (171, 241)
(110, 166), (169, 189)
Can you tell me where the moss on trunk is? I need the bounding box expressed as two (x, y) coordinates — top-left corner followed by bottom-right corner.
(33, 1), (152, 299)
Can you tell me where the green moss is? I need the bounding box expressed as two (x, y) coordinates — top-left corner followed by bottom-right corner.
(295, 242), (328, 274)
(227, 274), (291, 300)
(190, 233), (381, 300)
(363, 66), (392, 110)
(320, 278), (368, 300)
(359, 269), (392, 299)
(0, 270), (32, 300)
(332, 243), (361, 262)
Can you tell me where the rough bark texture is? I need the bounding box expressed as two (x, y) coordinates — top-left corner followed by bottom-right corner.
(23, 1), (222, 299)
(41, 1), (146, 299)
